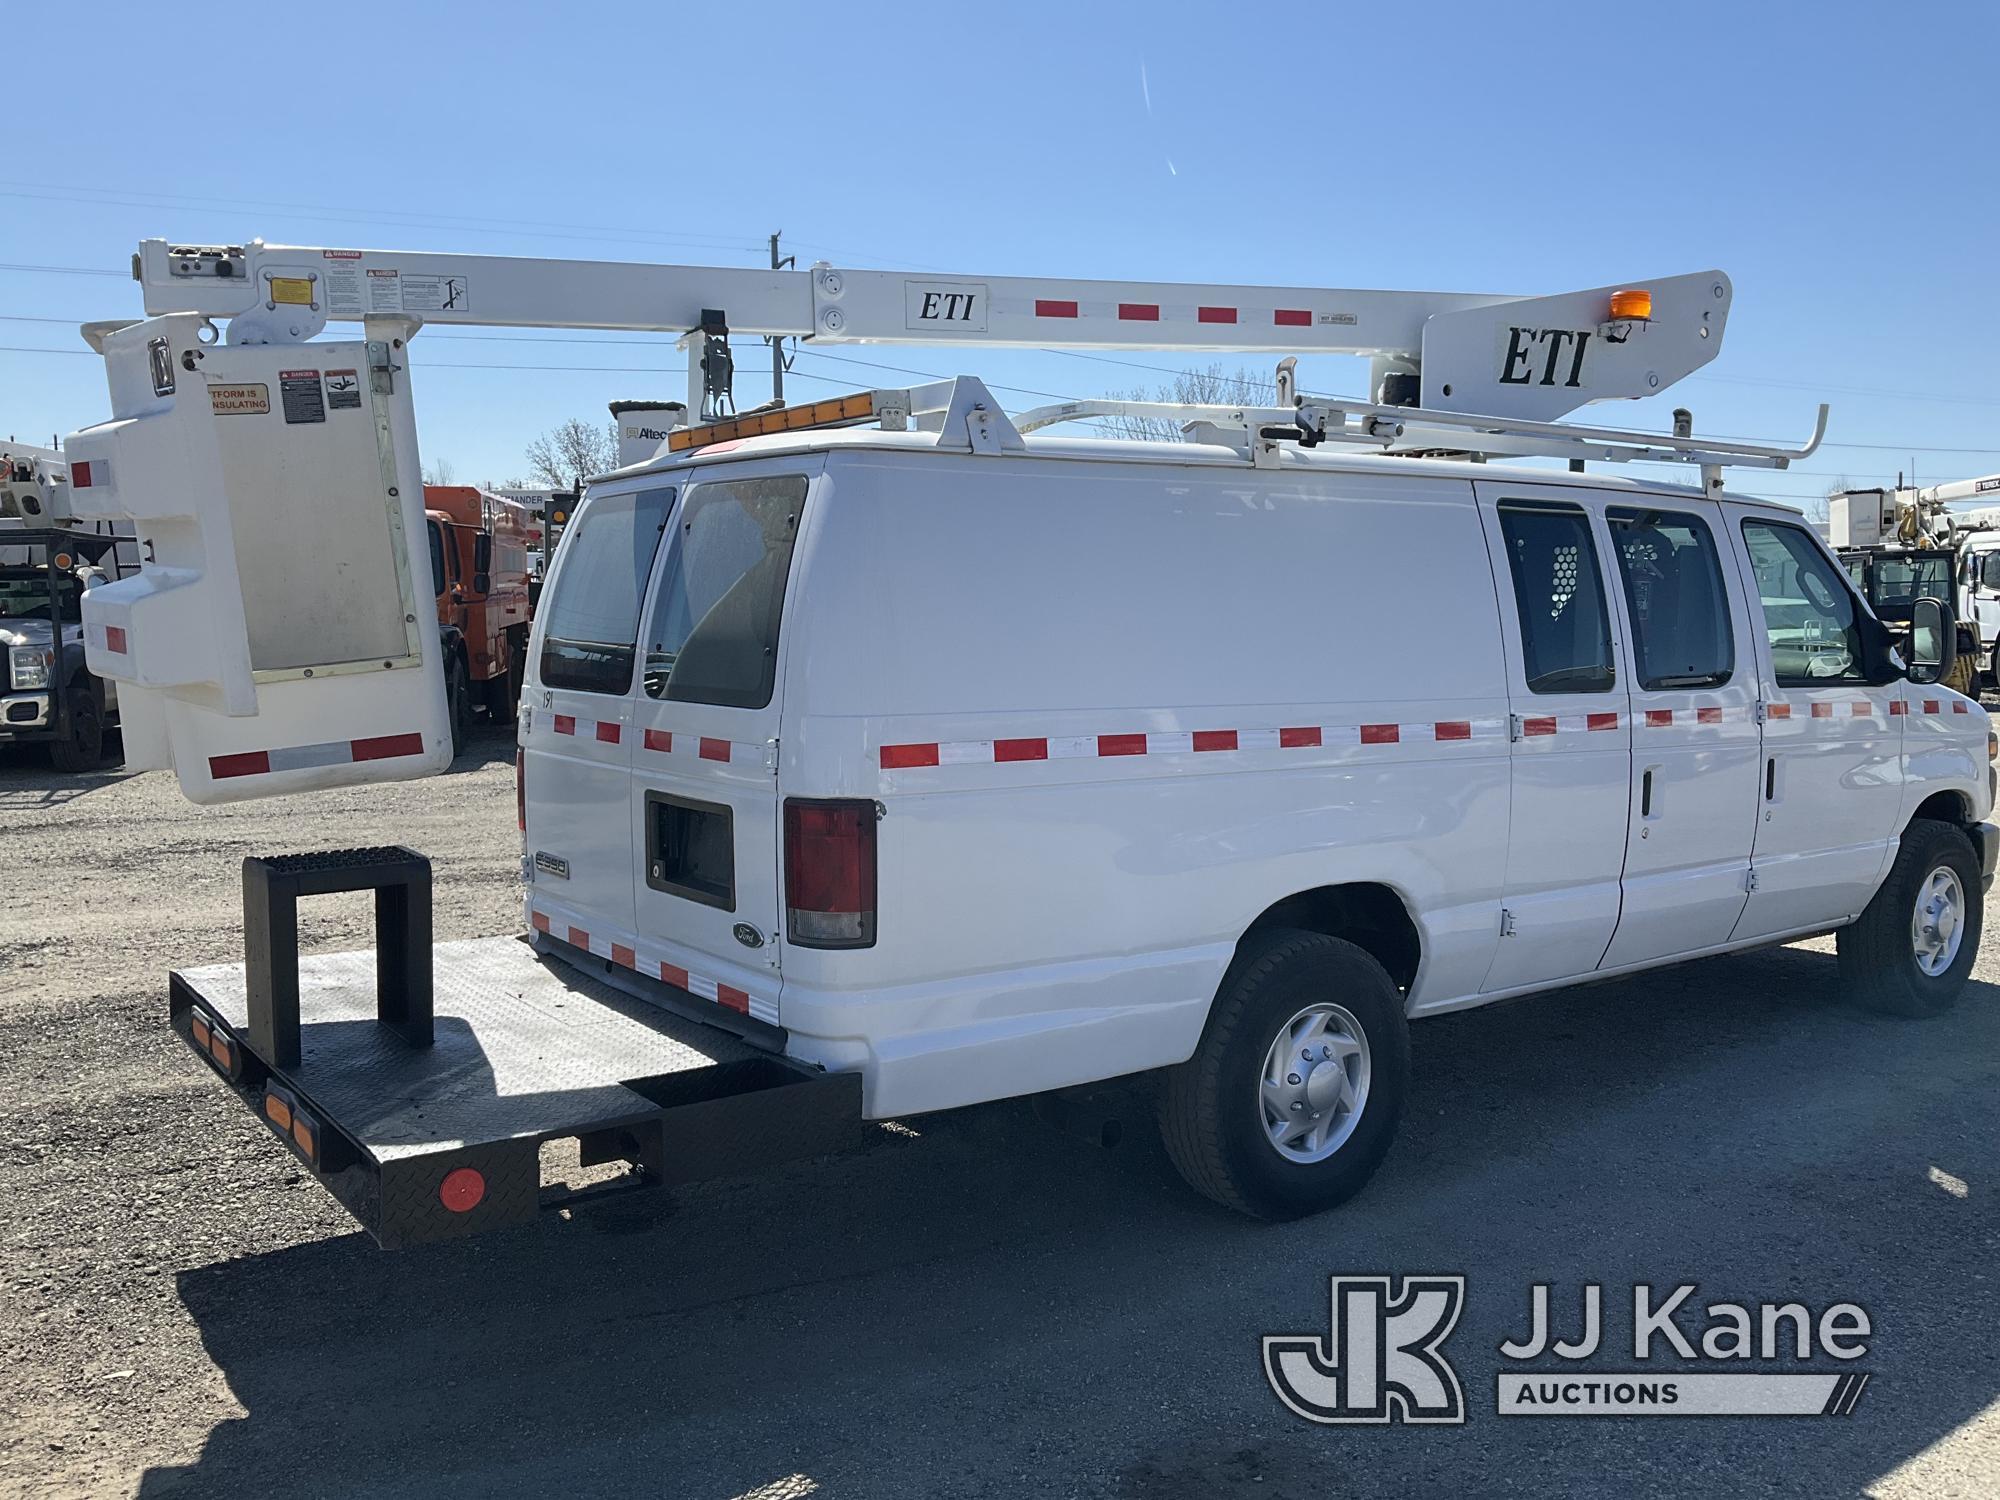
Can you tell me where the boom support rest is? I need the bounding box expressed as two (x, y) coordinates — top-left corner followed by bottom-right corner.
(243, 846), (433, 1068)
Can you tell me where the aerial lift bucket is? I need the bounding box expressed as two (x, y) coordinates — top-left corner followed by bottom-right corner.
(63, 314), (453, 802)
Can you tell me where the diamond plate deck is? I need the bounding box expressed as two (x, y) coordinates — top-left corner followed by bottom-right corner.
(179, 935), (763, 1162)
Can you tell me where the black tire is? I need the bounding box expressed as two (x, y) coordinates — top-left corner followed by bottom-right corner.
(1158, 929), (1409, 1219)
(447, 656), (473, 759)
(1837, 819), (1983, 1017)
(48, 684), (104, 773)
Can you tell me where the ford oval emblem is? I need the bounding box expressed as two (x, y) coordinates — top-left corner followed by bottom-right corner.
(732, 923), (764, 949)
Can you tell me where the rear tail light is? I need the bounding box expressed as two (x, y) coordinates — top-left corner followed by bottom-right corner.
(784, 798), (877, 948)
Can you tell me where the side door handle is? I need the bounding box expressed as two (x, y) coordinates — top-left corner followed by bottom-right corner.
(1639, 764), (1661, 819)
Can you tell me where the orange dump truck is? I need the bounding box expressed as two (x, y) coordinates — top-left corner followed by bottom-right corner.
(424, 486), (536, 748)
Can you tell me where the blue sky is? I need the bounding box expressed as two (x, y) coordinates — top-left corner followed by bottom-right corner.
(6, 0), (1998, 509)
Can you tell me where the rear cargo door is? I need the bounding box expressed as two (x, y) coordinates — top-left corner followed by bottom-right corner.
(626, 459), (819, 1029)
(61, 315), (452, 802)
(523, 483), (677, 939)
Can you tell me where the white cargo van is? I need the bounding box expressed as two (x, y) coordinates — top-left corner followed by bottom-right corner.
(521, 424), (1996, 1218)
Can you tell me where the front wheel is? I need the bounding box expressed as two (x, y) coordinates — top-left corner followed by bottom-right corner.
(48, 685), (104, 773)
(446, 656), (473, 760)
(1837, 820), (1983, 1016)
(1158, 929), (1409, 1219)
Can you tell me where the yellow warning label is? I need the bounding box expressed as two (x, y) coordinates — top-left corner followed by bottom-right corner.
(268, 277), (315, 306)
(210, 382), (271, 415)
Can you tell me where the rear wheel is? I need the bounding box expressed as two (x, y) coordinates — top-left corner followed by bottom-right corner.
(48, 684), (104, 773)
(1837, 819), (1983, 1016)
(1158, 929), (1408, 1219)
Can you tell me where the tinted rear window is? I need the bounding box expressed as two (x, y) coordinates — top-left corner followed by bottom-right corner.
(643, 475), (807, 709)
(537, 487), (676, 694)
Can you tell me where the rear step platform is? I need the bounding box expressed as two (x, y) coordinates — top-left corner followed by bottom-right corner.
(172, 932), (859, 1249)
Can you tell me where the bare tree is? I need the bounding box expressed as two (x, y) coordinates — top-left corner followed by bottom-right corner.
(1093, 364), (1280, 442)
(525, 418), (620, 491)
(421, 456), (457, 486)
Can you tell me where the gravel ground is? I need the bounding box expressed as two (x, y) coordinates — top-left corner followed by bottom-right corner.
(2, 726), (1997, 1499)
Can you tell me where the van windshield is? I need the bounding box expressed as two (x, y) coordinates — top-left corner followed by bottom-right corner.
(642, 474), (806, 709)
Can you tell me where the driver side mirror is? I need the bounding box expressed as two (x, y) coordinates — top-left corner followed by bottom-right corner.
(1909, 596), (1956, 685)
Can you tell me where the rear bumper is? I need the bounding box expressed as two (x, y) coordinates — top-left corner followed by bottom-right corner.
(1972, 822), (1998, 892)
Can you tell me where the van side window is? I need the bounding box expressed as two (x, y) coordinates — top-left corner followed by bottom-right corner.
(1497, 503), (1616, 694)
(537, 487), (676, 695)
(1740, 520), (1869, 686)
(1605, 508), (1734, 690)
(643, 474), (807, 709)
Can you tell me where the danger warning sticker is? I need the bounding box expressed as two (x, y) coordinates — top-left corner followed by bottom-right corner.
(279, 369), (326, 424)
(209, 382), (270, 416)
(324, 368), (363, 410)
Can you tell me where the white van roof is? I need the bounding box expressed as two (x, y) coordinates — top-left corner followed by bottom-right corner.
(598, 423), (1807, 517)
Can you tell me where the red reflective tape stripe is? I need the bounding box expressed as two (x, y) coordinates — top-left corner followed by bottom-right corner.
(881, 743), (939, 768)
(644, 728), (672, 753)
(1036, 299), (1078, 318)
(595, 721), (621, 744)
(1117, 303), (1160, 321)
(567, 926), (589, 950)
(1766, 703), (1791, 719)
(1097, 733), (1148, 756)
(660, 962), (690, 990)
(351, 731), (425, 763)
(209, 750), (272, 779)
(1586, 713), (1619, 732)
(699, 737), (731, 761)
(1433, 720), (1473, 740)
(1852, 702), (1870, 716)
(1279, 726), (1321, 748)
(1889, 700), (1909, 716)
(1645, 710), (1675, 727)
(1812, 702), (1833, 718)
(611, 943), (635, 969)
(1954, 700), (1971, 713)
(530, 911), (550, 933)
(1360, 723), (1399, 745)
(70, 460), (93, 487)
(717, 984), (751, 1014)
(103, 625), (127, 654)
(1521, 717), (1556, 737)
(1193, 729), (1239, 751)
(1197, 306), (1237, 324)
(1274, 308), (1311, 327)
(1697, 707), (1722, 724)
(553, 714), (576, 736)
(994, 737), (1049, 761)
(1924, 699), (1942, 714)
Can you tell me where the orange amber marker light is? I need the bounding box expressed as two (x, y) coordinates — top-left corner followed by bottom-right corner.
(1609, 288), (1653, 321)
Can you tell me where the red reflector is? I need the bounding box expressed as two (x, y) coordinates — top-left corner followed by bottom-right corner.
(209, 750), (273, 780)
(1274, 308), (1312, 327)
(1196, 306), (1238, 324)
(1035, 299), (1079, 318)
(993, 738), (1048, 762)
(103, 625), (127, 654)
(1096, 733), (1147, 756)
(644, 728), (672, 753)
(1193, 730), (1237, 752)
(1360, 723), (1399, 745)
(699, 737), (730, 762)
(595, 721), (621, 744)
(439, 1167), (485, 1213)
(553, 714), (576, 735)
(785, 799), (877, 949)
(880, 742), (938, 769)
(1117, 303), (1160, 321)
(71, 460), (92, 488)
(1279, 726), (1321, 748)
(351, 732), (425, 762)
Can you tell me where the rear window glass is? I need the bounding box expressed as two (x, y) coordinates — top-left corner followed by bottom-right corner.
(537, 487), (676, 694)
(643, 474), (807, 709)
